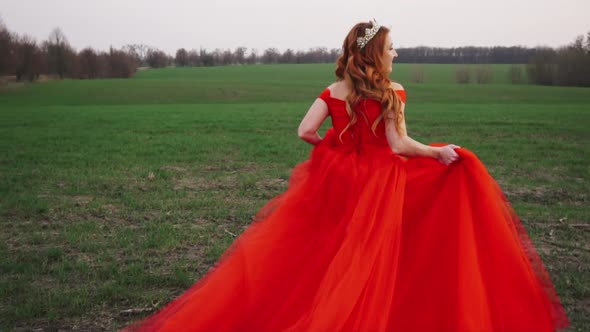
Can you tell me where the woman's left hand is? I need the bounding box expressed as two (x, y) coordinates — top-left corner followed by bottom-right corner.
(435, 144), (461, 165)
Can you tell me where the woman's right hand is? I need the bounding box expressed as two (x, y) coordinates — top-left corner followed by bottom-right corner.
(435, 144), (461, 165)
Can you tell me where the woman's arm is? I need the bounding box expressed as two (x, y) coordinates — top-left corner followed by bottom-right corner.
(385, 98), (460, 165)
(298, 98), (329, 145)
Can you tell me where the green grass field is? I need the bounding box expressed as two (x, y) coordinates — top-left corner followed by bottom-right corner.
(0, 64), (589, 331)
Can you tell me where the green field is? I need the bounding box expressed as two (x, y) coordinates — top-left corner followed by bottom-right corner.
(0, 64), (589, 331)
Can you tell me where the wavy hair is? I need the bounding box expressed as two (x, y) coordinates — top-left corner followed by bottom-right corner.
(334, 22), (403, 143)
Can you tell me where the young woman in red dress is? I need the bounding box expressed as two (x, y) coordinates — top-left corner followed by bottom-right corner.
(121, 20), (570, 332)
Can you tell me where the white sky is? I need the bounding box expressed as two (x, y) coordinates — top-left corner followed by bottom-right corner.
(0, 0), (588, 54)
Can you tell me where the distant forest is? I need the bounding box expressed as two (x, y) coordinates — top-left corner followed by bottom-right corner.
(1, 18), (589, 86)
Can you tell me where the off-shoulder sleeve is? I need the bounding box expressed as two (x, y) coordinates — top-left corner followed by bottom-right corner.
(394, 89), (406, 104)
(318, 88), (331, 103)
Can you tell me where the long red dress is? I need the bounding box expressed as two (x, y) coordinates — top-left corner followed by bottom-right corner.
(121, 87), (570, 332)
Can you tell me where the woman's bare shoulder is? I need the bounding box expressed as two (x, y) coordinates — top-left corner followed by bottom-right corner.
(326, 81), (350, 100)
(390, 81), (404, 91)
(327, 80), (347, 90)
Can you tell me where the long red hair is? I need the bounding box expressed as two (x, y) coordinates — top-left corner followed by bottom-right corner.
(334, 22), (403, 143)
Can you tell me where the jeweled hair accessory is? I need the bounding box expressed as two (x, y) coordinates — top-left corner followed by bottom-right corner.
(356, 19), (381, 49)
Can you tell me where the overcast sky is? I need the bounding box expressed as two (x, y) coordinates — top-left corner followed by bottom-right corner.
(1, 0), (588, 54)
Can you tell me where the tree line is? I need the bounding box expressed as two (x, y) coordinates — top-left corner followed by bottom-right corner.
(0, 20), (137, 81)
(0, 18), (588, 86)
(525, 33), (590, 86)
(137, 46), (343, 68)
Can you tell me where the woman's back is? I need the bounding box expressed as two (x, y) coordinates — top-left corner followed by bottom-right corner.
(318, 81), (407, 148)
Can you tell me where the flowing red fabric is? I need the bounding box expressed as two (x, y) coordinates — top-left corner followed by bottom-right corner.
(121, 88), (570, 332)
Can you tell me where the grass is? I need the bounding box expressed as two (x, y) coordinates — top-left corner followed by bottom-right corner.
(0, 64), (588, 331)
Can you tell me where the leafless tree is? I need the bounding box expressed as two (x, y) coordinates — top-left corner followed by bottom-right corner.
(122, 43), (150, 66)
(108, 47), (138, 78)
(200, 48), (214, 66)
(247, 48), (258, 64)
(234, 47), (247, 64)
(454, 65), (471, 83)
(280, 49), (296, 64)
(222, 49), (233, 65)
(187, 49), (201, 66)
(78, 48), (105, 78)
(175, 48), (189, 66)
(527, 47), (557, 85)
(45, 27), (72, 79)
(211, 48), (223, 65)
(411, 64), (426, 83)
(329, 48), (341, 62)
(554, 33), (590, 86)
(570, 35), (586, 53)
(14, 34), (43, 81)
(475, 65), (493, 84)
(508, 65), (524, 84)
(146, 48), (169, 68)
(263, 48), (280, 64)
(209, 48), (233, 65)
(0, 17), (14, 75)
(295, 50), (306, 63)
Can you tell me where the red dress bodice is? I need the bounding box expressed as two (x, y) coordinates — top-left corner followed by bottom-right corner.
(318, 88), (407, 149)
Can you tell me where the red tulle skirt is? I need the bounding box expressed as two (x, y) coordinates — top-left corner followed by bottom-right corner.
(121, 128), (570, 332)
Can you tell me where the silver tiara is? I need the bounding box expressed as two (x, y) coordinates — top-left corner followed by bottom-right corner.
(356, 19), (381, 49)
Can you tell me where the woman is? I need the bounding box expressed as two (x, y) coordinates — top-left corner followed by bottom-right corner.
(121, 20), (570, 331)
